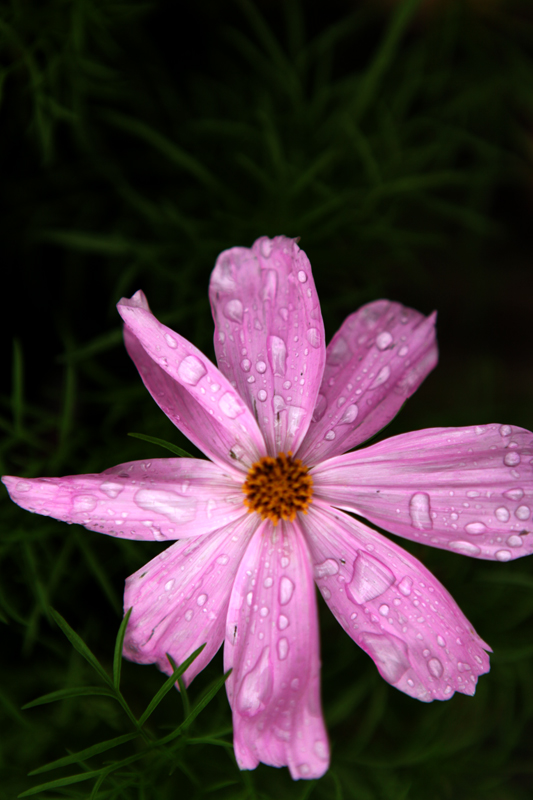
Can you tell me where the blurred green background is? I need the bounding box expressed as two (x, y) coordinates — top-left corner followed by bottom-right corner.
(1, 0), (533, 797)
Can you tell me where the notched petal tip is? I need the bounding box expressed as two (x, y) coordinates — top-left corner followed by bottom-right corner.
(117, 290), (150, 312)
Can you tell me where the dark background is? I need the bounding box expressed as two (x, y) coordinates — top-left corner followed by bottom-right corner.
(1, 1), (533, 798)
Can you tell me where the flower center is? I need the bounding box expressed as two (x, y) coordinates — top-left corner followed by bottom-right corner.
(242, 451), (313, 526)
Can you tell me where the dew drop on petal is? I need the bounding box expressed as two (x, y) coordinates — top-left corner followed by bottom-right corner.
(324, 430), (336, 441)
(379, 604), (389, 616)
(464, 521), (486, 535)
(237, 646), (272, 717)
(263, 576), (273, 588)
(495, 549), (512, 561)
(369, 365), (391, 388)
(100, 481), (124, 498)
(73, 495), (98, 513)
(216, 554), (229, 565)
(279, 577), (295, 605)
(398, 576), (413, 596)
(177, 355), (207, 385)
(184, 609), (193, 621)
(449, 540), (481, 556)
(312, 393), (327, 422)
(219, 392), (245, 418)
(360, 632), (410, 684)
(347, 551), (395, 604)
(503, 488), (524, 501)
(277, 614), (289, 630)
(376, 331), (393, 350)
(314, 740), (329, 760)
(398, 345), (409, 357)
(314, 559), (339, 579)
(437, 635), (446, 647)
(306, 328), (321, 348)
(197, 593), (207, 606)
(495, 506), (510, 522)
(256, 361), (267, 374)
(15, 481), (30, 492)
(504, 452), (520, 467)
(507, 535), (523, 547)
(409, 493), (432, 530)
(164, 579), (175, 591)
(339, 403), (358, 425)
(257, 389), (267, 402)
(515, 505), (530, 520)
(277, 637), (289, 660)
(224, 299), (244, 323)
(499, 425), (512, 436)
(240, 359), (251, 372)
(297, 270), (307, 283)
(268, 335), (287, 376)
(428, 657), (443, 678)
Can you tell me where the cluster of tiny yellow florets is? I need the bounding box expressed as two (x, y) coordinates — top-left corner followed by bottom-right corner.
(242, 451), (313, 526)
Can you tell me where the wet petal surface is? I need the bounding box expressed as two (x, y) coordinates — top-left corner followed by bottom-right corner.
(298, 301), (437, 465)
(225, 519), (329, 779)
(210, 237), (326, 457)
(304, 503), (490, 701)
(3, 459), (246, 541)
(123, 513), (259, 686)
(312, 424), (533, 561)
(118, 291), (266, 472)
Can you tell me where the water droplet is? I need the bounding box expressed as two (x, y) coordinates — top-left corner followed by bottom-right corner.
(237, 646), (272, 717)
(339, 403), (358, 425)
(314, 559), (339, 578)
(164, 333), (177, 348)
(273, 395), (286, 413)
(507, 534), (523, 547)
(428, 657), (443, 678)
(268, 335), (287, 376)
(224, 299), (243, 323)
(376, 331), (393, 350)
(464, 521), (486, 535)
(499, 424), (512, 436)
(495, 506), (510, 522)
(327, 336), (350, 366)
(73, 495), (98, 513)
(257, 389), (267, 402)
(504, 452), (520, 467)
(324, 430), (336, 441)
(216, 554), (229, 565)
(347, 551), (395, 604)
(260, 606), (269, 617)
(298, 763), (310, 776)
(306, 328), (320, 348)
(256, 361), (267, 374)
(178, 355), (207, 385)
(297, 270), (307, 283)
(240, 358), (251, 372)
(369, 365), (391, 388)
(515, 505), (530, 520)
(449, 540), (481, 556)
(260, 238), (273, 258)
(495, 549), (512, 561)
(379, 604), (389, 616)
(197, 593), (207, 606)
(261, 269), (277, 302)
(398, 576), (413, 596)
(278, 614), (289, 630)
(277, 637), (289, 660)
(280, 556), (290, 568)
(279, 577), (295, 605)
(283, 380), (291, 389)
(219, 392), (245, 418)
(246, 591), (253, 607)
(184, 609), (193, 621)
(314, 740), (328, 760)
(398, 345), (409, 357)
(360, 632), (410, 683)
(503, 488), (524, 501)
(164, 579), (175, 591)
(437, 635), (446, 647)
(263, 576), (273, 588)
(409, 493), (432, 530)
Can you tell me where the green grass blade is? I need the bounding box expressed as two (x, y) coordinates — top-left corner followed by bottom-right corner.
(113, 608), (132, 690)
(157, 669), (231, 745)
(23, 686), (116, 709)
(29, 731), (139, 776)
(127, 432), (194, 458)
(49, 609), (113, 688)
(138, 645), (206, 726)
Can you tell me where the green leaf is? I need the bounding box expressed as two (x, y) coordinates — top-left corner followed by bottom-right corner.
(23, 686), (116, 709)
(113, 608), (132, 690)
(138, 645), (206, 726)
(157, 669), (231, 746)
(127, 432), (194, 458)
(49, 609), (113, 688)
(29, 731), (139, 775)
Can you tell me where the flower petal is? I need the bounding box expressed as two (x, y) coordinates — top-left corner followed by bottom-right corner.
(123, 512), (259, 686)
(2, 459), (246, 541)
(298, 300), (437, 465)
(209, 236), (326, 457)
(304, 503), (491, 702)
(118, 291), (266, 472)
(224, 519), (329, 779)
(312, 424), (533, 561)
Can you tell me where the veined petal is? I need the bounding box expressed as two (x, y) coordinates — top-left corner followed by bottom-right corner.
(2, 459), (245, 541)
(118, 291), (266, 472)
(298, 301), (437, 465)
(312, 424), (533, 561)
(224, 519), (329, 780)
(304, 503), (490, 702)
(123, 512), (259, 686)
(209, 236), (326, 456)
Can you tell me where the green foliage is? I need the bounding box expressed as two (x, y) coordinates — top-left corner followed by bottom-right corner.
(1, 0), (533, 798)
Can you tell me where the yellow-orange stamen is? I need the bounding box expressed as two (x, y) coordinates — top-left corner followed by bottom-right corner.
(243, 451), (313, 526)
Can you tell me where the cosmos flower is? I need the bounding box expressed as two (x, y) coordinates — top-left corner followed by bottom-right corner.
(3, 236), (533, 780)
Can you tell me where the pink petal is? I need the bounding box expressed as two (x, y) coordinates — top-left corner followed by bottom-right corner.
(123, 512), (259, 686)
(298, 300), (437, 465)
(118, 291), (266, 472)
(304, 502), (491, 702)
(224, 519), (329, 779)
(2, 459), (246, 541)
(312, 424), (533, 561)
(209, 237), (326, 456)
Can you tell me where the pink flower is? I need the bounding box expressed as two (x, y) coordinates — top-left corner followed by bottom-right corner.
(3, 236), (533, 780)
